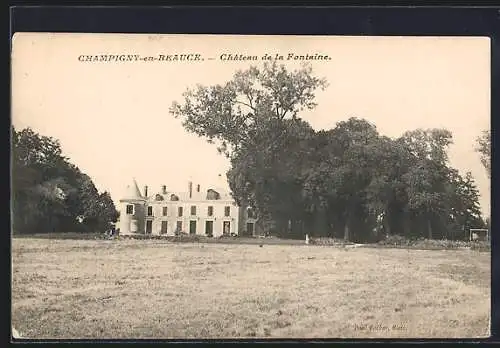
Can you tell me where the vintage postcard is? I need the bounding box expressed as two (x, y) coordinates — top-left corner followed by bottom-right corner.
(11, 33), (491, 339)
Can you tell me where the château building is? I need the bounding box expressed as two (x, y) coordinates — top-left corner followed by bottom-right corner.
(117, 179), (258, 237)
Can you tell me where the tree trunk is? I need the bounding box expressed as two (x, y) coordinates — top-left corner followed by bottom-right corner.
(383, 214), (391, 236)
(344, 221), (350, 241)
(313, 209), (326, 237)
(427, 218), (433, 240)
(462, 216), (469, 241)
(256, 218), (265, 236)
(290, 219), (301, 238)
(403, 213), (410, 238)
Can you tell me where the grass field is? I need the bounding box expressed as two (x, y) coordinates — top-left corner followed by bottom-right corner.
(11, 237), (491, 339)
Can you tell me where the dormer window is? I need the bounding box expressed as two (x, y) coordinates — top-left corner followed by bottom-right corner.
(155, 194), (164, 201)
(170, 194), (179, 201)
(206, 189), (220, 200)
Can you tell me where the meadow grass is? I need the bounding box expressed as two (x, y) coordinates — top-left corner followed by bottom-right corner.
(12, 237), (490, 339)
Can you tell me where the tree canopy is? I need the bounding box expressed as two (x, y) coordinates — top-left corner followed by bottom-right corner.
(170, 61), (328, 158)
(172, 63), (486, 242)
(11, 127), (119, 234)
(475, 130), (491, 179)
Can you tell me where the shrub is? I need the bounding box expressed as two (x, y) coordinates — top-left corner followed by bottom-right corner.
(378, 235), (411, 246)
(309, 237), (351, 246)
(168, 235), (202, 243)
(376, 235), (490, 252)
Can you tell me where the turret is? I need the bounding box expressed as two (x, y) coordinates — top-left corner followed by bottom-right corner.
(118, 178), (146, 235)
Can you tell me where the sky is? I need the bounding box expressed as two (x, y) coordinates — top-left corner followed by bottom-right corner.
(11, 33), (491, 215)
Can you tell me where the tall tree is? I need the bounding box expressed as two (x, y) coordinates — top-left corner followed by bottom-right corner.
(12, 127), (67, 233)
(399, 129), (453, 239)
(227, 118), (315, 237)
(170, 61), (328, 158)
(331, 118), (379, 241)
(364, 136), (412, 238)
(475, 130), (491, 178)
(172, 62), (327, 236)
(11, 126), (119, 234)
(302, 118), (380, 241)
(445, 170), (484, 239)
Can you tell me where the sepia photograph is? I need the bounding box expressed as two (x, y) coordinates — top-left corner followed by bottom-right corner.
(11, 33), (491, 339)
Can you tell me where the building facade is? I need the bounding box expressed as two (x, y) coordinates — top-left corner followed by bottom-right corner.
(118, 179), (259, 237)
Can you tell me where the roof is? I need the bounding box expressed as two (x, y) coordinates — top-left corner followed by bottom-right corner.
(120, 178), (145, 201)
(146, 186), (234, 203)
(119, 178), (235, 203)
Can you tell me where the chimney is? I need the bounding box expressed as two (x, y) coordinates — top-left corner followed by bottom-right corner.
(162, 185), (167, 194)
(188, 181), (193, 199)
(143, 186), (148, 198)
(196, 184), (200, 193)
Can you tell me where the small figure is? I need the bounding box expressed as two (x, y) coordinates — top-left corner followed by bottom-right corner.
(305, 234), (310, 245)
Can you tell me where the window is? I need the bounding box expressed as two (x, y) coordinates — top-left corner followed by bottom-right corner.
(162, 206), (168, 216)
(224, 206), (230, 217)
(178, 206), (183, 217)
(126, 204), (134, 215)
(189, 220), (197, 234)
(161, 221), (168, 234)
(208, 206), (214, 217)
(191, 205), (197, 216)
(223, 221), (231, 235)
(170, 194), (179, 201)
(147, 206), (153, 216)
(176, 221), (183, 232)
(206, 189), (220, 200)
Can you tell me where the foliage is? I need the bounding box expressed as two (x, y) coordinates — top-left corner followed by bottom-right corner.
(11, 127), (118, 234)
(171, 63), (486, 242)
(170, 61), (328, 158)
(376, 235), (490, 252)
(475, 130), (490, 178)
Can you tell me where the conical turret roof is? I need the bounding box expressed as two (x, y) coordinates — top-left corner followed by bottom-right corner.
(120, 178), (145, 201)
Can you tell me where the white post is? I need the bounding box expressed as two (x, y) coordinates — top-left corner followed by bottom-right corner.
(305, 234), (309, 245)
